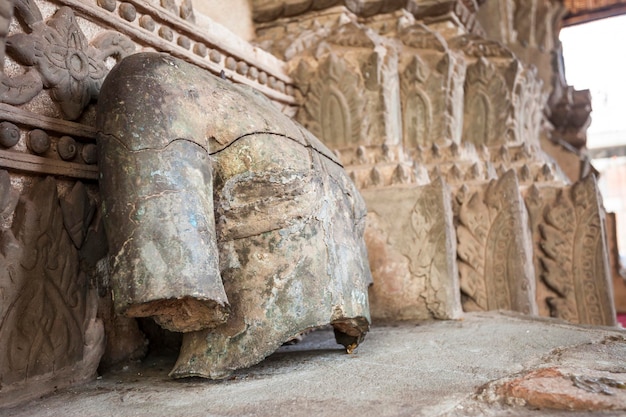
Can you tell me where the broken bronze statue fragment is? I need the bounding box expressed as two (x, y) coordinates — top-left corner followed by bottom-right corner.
(96, 52), (372, 379)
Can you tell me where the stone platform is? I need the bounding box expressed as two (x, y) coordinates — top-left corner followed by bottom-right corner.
(3, 312), (626, 417)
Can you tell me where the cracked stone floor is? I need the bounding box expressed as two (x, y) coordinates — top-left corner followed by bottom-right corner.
(3, 311), (626, 417)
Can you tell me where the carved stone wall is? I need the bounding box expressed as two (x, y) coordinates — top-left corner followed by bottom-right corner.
(292, 22), (401, 148)
(252, 1), (615, 326)
(396, 23), (465, 147)
(477, 0), (592, 184)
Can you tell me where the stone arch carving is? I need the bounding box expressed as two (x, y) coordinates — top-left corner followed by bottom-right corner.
(400, 55), (435, 148)
(402, 91), (431, 148)
(466, 91), (490, 145)
(463, 57), (510, 146)
(321, 84), (352, 147)
(302, 53), (365, 148)
(513, 67), (543, 146)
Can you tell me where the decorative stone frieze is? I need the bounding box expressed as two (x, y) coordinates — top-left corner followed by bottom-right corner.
(5, 5), (135, 119)
(253, 2), (615, 325)
(252, 0), (413, 22)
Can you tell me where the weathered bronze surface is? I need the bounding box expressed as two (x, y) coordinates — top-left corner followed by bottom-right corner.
(97, 52), (372, 378)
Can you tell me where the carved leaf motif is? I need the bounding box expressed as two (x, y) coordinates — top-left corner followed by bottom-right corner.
(534, 190), (577, 321)
(533, 177), (614, 325)
(0, 0), (44, 104)
(400, 52), (455, 148)
(514, 69), (543, 143)
(456, 191), (489, 310)
(410, 178), (458, 318)
(60, 181), (96, 249)
(90, 31), (136, 64)
(14, 0), (42, 29)
(0, 177), (88, 385)
(404, 55), (430, 84)
(457, 171), (533, 313)
(464, 58), (512, 146)
(570, 177), (612, 324)
(327, 21), (376, 48)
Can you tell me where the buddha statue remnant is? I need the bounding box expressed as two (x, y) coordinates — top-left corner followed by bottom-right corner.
(96, 52), (372, 379)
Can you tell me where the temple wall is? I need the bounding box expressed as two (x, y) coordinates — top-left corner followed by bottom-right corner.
(0, 0), (618, 408)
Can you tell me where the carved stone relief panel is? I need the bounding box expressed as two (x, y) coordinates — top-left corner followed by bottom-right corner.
(364, 178), (462, 320)
(525, 176), (616, 326)
(461, 56), (516, 146)
(455, 170), (537, 315)
(293, 19), (402, 148)
(298, 53), (367, 149)
(0, 80), (138, 407)
(251, 2), (605, 331)
(397, 22), (466, 148)
(513, 66), (545, 148)
(0, 174), (105, 408)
